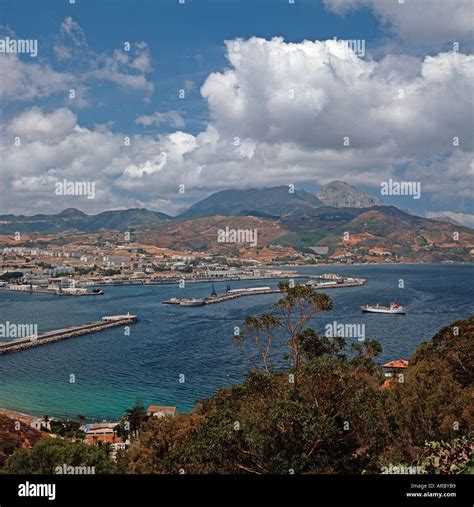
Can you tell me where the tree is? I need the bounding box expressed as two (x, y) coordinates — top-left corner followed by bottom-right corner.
(107, 309), (474, 475)
(274, 283), (332, 374)
(236, 283), (332, 378)
(383, 316), (473, 462)
(124, 399), (148, 439)
(3, 438), (115, 474)
(50, 419), (85, 439)
(236, 314), (281, 373)
(416, 436), (473, 474)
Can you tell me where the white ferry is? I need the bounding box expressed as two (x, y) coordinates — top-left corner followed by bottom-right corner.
(361, 302), (406, 314)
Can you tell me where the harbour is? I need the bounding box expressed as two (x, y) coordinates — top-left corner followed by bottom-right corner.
(0, 264), (471, 418)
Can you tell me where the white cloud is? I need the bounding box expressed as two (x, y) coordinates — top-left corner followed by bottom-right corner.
(135, 111), (185, 128)
(7, 107), (77, 142)
(0, 54), (74, 101)
(1, 37), (472, 216)
(57, 16), (87, 55)
(323, 0), (473, 46)
(92, 44), (154, 92)
(1, 17), (154, 104)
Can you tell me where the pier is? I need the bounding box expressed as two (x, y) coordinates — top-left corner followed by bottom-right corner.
(163, 287), (281, 306)
(163, 275), (366, 307)
(0, 315), (137, 356)
(0, 286), (104, 296)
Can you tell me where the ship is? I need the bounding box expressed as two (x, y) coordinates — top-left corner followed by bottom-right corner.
(179, 298), (205, 307)
(162, 297), (180, 304)
(361, 302), (406, 314)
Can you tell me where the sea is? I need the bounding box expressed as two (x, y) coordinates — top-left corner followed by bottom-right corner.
(0, 264), (472, 420)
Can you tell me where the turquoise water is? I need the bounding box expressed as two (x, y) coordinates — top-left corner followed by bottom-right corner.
(0, 264), (472, 419)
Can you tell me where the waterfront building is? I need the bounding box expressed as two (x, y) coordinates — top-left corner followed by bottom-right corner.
(146, 406), (177, 418)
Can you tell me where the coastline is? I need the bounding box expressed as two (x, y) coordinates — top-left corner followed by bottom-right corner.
(0, 406), (35, 424)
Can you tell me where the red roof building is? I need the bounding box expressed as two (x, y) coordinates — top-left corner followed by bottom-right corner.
(383, 360), (409, 369)
(146, 405), (177, 418)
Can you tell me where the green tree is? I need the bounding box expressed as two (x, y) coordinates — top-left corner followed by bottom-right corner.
(122, 312), (472, 475)
(3, 438), (115, 474)
(124, 399), (148, 439)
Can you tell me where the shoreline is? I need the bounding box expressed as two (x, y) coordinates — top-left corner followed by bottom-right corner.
(1, 264), (471, 294)
(0, 406), (36, 424)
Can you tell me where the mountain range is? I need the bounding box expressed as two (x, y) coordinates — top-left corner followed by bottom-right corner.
(1, 181), (381, 233)
(1, 181), (472, 262)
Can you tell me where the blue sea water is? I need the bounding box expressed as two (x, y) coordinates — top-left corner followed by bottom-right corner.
(0, 264), (472, 420)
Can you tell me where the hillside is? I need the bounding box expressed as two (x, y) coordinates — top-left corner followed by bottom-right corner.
(0, 412), (47, 467)
(275, 206), (474, 262)
(135, 215), (292, 259)
(0, 183), (473, 262)
(0, 208), (170, 234)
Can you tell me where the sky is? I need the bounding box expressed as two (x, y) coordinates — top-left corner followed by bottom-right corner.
(0, 0), (473, 226)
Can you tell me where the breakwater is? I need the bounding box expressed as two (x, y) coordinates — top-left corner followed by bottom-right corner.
(0, 315), (137, 356)
(163, 287), (281, 306)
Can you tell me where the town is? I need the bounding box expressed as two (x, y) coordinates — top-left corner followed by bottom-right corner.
(0, 240), (375, 293)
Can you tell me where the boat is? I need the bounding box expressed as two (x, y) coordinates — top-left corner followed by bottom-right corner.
(179, 298), (205, 307)
(162, 297), (180, 304)
(361, 302), (406, 314)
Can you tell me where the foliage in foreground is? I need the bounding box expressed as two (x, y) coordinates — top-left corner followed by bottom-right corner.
(125, 287), (473, 474)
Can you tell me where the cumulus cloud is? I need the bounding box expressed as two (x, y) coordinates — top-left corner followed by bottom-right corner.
(1, 37), (473, 216)
(323, 0), (473, 47)
(135, 110), (185, 129)
(7, 107), (77, 142)
(0, 54), (74, 101)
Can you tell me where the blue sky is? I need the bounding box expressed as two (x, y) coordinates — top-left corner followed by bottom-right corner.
(0, 0), (473, 225)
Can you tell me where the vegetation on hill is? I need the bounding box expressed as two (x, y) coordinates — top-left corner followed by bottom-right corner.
(123, 288), (473, 474)
(1, 286), (472, 474)
(0, 414), (46, 468)
(3, 438), (114, 474)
